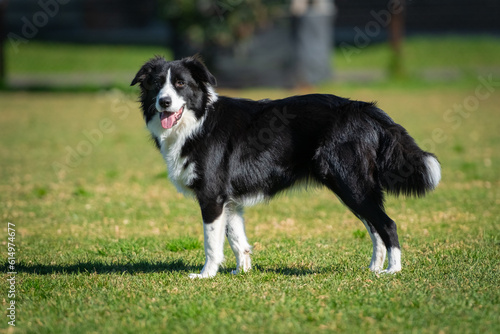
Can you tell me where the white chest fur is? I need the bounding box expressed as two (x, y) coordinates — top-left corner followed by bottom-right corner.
(147, 108), (204, 197)
(161, 135), (196, 196)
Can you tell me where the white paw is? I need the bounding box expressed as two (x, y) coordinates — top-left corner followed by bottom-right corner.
(188, 272), (215, 279)
(231, 260), (252, 275)
(379, 267), (401, 274)
(241, 260), (252, 272)
(240, 253), (252, 272)
(369, 265), (383, 272)
(188, 273), (202, 279)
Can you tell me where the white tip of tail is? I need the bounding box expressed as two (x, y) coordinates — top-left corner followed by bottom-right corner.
(424, 156), (441, 190)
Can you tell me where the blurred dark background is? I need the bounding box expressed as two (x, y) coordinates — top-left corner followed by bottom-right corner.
(2, 0), (500, 88)
(5, 0), (499, 45)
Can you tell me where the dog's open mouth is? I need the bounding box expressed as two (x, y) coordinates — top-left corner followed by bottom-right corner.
(160, 106), (184, 129)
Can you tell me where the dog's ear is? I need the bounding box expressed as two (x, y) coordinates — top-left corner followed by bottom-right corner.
(131, 62), (152, 86)
(131, 56), (165, 86)
(183, 55), (217, 87)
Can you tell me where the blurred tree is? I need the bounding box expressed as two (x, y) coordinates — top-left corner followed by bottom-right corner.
(159, 0), (284, 65)
(159, 0), (335, 87)
(388, 0), (406, 78)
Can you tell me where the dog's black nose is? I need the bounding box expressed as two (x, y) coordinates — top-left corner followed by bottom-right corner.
(158, 97), (172, 108)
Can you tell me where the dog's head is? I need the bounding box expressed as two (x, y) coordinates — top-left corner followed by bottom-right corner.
(131, 55), (217, 129)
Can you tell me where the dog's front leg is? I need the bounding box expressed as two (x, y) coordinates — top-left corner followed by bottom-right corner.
(226, 207), (252, 274)
(189, 200), (226, 279)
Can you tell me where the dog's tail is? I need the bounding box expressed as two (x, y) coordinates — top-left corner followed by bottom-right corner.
(367, 107), (441, 197)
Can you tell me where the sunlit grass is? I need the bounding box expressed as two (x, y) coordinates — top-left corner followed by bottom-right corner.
(1, 82), (499, 333)
(334, 35), (500, 69)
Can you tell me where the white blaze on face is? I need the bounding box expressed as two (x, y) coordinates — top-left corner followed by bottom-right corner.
(156, 69), (187, 129)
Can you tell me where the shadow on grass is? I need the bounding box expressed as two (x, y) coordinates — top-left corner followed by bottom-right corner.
(4, 259), (201, 275)
(251, 264), (336, 276)
(5, 261), (337, 276)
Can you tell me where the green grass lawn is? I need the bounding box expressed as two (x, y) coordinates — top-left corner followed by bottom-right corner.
(1, 78), (499, 333)
(4, 36), (500, 95)
(1, 35), (500, 333)
(5, 43), (172, 74)
(335, 35), (500, 69)
(6, 35), (500, 76)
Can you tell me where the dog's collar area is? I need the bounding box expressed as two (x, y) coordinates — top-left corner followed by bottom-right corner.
(159, 105), (185, 129)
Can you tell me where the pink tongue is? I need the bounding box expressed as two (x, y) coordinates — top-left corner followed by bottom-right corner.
(160, 106), (183, 129)
(160, 112), (176, 129)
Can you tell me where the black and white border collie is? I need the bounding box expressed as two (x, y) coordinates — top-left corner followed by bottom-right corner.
(131, 55), (441, 278)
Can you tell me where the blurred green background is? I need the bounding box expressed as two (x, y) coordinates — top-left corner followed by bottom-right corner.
(1, 1), (499, 333)
(2, 0), (500, 90)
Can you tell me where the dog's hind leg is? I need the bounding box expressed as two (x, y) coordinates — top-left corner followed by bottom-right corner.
(353, 200), (401, 274)
(313, 149), (401, 274)
(226, 206), (252, 274)
(361, 219), (387, 272)
(344, 195), (401, 274)
(189, 200), (227, 279)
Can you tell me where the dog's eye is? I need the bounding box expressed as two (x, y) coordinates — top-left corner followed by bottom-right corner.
(175, 80), (185, 88)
